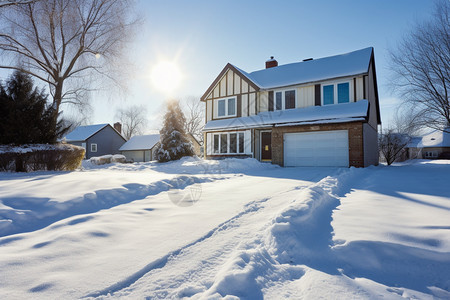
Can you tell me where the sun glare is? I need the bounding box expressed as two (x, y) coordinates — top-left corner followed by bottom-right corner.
(150, 61), (182, 95)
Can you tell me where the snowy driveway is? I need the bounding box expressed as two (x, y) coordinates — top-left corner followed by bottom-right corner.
(0, 158), (449, 299)
(0, 159), (335, 299)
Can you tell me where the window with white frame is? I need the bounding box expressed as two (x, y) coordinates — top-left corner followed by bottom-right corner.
(322, 81), (350, 105)
(91, 143), (97, 152)
(424, 151), (438, 158)
(217, 97), (237, 118)
(274, 89), (296, 110)
(213, 132), (245, 154)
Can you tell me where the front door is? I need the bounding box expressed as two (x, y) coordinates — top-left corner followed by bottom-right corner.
(261, 132), (272, 161)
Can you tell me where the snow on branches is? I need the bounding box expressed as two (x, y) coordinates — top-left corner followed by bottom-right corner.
(156, 100), (194, 162)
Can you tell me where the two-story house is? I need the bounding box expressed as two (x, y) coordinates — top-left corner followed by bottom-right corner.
(201, 47), (381, 167)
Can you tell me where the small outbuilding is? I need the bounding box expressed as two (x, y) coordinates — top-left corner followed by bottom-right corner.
(64, 123), (126, 159)
(119, 134), (161, 162)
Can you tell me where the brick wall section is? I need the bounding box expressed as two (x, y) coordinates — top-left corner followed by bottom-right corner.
(272, 121), (365, 167)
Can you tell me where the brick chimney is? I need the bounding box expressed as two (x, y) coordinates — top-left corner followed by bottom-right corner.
(265, 56), (278, 69)
(113, 122), (122, 134)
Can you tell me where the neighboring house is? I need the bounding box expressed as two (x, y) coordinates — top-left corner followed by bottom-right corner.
(64, 123), (126, 159)
(201, 47), (381, 167)
(407, 128), (450, 159)
(119, 134), (160, 162)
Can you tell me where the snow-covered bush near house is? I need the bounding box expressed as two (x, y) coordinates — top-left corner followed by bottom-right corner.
(0, 158), (448, 299)
(111, 154), (126, 163)
(90, 154), (126, 165)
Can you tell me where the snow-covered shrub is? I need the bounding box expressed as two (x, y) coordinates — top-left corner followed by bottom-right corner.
(90, 155), (112, 165)
(112, 154), (126, 163)
(90, 154), (126, 165)
(0, 144), (85, 172)
(156, 100), (194, 162)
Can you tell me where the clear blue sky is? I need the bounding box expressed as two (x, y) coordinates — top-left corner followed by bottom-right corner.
(1, 0), (438, 130)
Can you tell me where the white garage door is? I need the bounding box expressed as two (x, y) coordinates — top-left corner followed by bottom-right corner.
(122, 150), (145, 162)
(284, 130), (349, 167)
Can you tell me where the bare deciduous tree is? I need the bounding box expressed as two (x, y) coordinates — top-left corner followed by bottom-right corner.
(115, 104), (148, 140)
(182, 96), (204, 144)
(392, 105), (423, 136)
(379, 129), (410, 165)
(389, 0), (449, 131)
(0, 0), (137, 141)
(0, 0), (35, 8)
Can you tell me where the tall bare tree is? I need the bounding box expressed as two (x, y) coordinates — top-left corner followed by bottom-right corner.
(182, 96), (204, 144)
(0, 0), (137, 141)
(389, 0), (449, 131)
(115, 104), (148, 140)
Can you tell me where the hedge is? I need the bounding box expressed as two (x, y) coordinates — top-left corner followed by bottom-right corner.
(0, 144), (85, 172)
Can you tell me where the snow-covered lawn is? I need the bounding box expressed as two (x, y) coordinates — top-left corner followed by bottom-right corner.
(0, 158), (449, 299)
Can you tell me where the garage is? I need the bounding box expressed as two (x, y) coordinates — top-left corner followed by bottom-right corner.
(284, 130), (349, 167)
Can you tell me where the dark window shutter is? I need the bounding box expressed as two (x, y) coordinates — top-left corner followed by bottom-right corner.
(237, 95), (242, 117)
(363, 75), (367, 99)
(268, 91), (274, 111)
(315, 84), (321, 106)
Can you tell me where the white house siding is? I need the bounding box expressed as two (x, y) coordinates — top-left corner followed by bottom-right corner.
(297, 85), (315, 108)
(206, 100), (212, 122)
(227, 70), (233, 95)
(356, 76), (364, 100)
(249, 93), (256, 115)
(363, 123), (379, 166)
(234, 72), (241, 94)
(242, 80), (248, 93)
(219, 75), (226, 97)
(213, 83), (219, 98)
(242, 94), (249, 117)
(205, 69), (259, 121)
(259, 91), (269, 112)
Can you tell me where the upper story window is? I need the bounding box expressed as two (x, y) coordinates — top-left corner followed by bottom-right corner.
(91, 143), (97, 152)
(217, 97), (237, 118)
(322, 81), (350, 105)
(274, 89), (296, 110)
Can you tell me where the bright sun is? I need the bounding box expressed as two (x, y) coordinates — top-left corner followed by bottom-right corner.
(150, 61), (182, 95)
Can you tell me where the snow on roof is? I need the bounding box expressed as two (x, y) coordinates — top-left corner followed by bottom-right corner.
(64, 124), (108, 142)
(417, 128), (450, 148)
(406, 136), (422, 148)
(235, 47), (373, 89)
(119, 134), (160, 151)
(204, 100), (369, 131)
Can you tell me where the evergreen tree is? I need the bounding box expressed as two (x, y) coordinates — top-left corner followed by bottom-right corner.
(156, 100), (194, 162)
(0, 71), (67, 145)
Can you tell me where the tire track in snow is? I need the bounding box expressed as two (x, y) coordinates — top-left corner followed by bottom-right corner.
(83, 194), (278, 299)
(99, 175), (343, 299)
